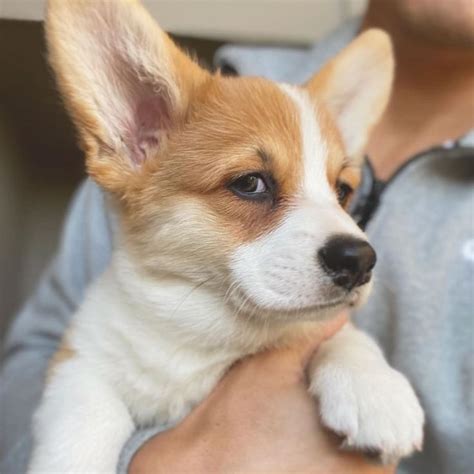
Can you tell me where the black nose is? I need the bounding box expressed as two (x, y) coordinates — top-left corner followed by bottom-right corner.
(318, 236), (376, 290)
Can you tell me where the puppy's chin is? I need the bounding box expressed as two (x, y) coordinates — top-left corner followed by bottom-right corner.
(226, 281), (373, 325)
(227, 282), (372, 325)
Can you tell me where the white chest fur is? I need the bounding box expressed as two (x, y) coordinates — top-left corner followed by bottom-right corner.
(68, 250), (299, 427)
(29, 251), (424, 473)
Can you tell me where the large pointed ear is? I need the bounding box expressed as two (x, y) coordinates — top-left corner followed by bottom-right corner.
(306, 29), (394, 160)
(45, 0), (209, 194)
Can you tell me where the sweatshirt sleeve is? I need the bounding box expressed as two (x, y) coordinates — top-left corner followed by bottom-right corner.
(117, 426), (168, 474)
(0, 179), (113, 474)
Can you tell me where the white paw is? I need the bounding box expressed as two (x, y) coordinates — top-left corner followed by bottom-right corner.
(310, 363), (425, 464)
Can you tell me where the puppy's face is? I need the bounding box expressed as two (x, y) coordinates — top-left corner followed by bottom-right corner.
(46, 0), (393, 322)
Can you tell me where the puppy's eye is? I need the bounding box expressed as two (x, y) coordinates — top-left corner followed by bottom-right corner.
(229, 173), (270, 200)
(336, 180), (353, 207)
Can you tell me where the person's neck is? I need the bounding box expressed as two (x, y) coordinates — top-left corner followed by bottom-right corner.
(361, 7), (474, 180)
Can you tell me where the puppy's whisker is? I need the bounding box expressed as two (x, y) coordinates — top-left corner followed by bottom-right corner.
(169, 278), (211, 320)
(223, 280), (242, 305)
(232, 290), (252, 322)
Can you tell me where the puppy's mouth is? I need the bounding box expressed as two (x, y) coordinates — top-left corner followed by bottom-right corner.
(225, 285), (361, 322)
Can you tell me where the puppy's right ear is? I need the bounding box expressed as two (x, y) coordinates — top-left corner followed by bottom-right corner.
(305, 29), (394, 162)
(46, 0), (209, 194)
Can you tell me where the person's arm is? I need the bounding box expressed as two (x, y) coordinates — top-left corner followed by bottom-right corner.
(0, 179), (113, 473)
(128, 317), (396, 474)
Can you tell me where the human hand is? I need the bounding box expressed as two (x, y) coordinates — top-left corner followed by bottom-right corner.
(130, 313), (395, 473)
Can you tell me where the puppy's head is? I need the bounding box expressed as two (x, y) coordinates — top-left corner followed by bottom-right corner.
(46, 0), (393, 323)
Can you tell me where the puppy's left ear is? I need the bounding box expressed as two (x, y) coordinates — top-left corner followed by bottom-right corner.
(306, 29), (394, 160)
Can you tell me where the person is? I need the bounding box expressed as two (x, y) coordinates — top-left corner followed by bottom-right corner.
(1, 0), (472, 472)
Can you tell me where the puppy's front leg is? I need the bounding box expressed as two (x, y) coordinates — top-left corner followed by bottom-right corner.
(29, 358), (134, 474)
(309, 323), (424, 464)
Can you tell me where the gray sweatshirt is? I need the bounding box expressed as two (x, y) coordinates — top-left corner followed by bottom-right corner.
(1, 19), (473, 474)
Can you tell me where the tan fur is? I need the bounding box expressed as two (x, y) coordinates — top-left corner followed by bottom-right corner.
(45, 0), (393, 293)
(47, 339), (75, 381)
(122, 76), (303, 249)
(45, 0), (310, 254)
(306, 29), (394, 160)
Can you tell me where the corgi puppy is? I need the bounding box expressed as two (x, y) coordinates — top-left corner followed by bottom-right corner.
(29, 0), (424, 471)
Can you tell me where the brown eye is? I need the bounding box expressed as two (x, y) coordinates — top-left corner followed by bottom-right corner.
(336, 180), (353, 207)
(229, 173), (270, 201)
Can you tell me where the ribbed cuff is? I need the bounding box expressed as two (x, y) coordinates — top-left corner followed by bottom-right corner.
(117, 425), (168, 474)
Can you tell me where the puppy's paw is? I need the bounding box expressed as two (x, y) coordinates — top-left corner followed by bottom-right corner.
(310, 363), (424, 464)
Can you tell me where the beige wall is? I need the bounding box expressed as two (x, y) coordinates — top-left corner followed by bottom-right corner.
(0, 118), (25, 340)
(0, 2), (366, 345)
(0, 20), (85, 344)
(1, 1), (366, 43)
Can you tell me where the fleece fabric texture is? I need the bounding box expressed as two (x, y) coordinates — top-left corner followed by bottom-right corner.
(1, 18), (473, 474)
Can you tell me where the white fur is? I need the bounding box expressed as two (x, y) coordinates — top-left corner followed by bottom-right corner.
(29, 250), (321, 472)
(30, 245), (424, 473)
(30, 139), (424, 474)
(30, 358), (134, 472)
(310, 324), (424, 464)
(278, 84), (333, 202)
(230, 204), (367, 314)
